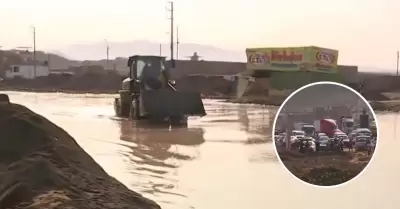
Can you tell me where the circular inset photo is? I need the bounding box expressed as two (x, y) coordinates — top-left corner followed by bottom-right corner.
(273, 81), (378, 187)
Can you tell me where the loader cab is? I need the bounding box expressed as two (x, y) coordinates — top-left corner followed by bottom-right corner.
(127, 55), (169, 93)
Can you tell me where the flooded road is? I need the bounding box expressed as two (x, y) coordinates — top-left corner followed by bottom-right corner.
(5, 91), (277, 209)
(4, 91), (400, 209)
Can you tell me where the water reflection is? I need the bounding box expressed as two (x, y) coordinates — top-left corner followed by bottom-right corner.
(238, 107), (250, 132)
(118, 119), (205, 145)
(115, 119), (205, 199)
(238, 106), (275, 144)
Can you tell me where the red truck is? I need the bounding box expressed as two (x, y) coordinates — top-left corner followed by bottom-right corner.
(314, 119), (339, 138)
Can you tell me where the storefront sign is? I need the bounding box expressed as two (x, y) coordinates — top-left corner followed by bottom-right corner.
(246, 46), (338, 73)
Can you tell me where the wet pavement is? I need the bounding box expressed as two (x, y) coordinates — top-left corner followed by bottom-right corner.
(4, 91), (400, 209)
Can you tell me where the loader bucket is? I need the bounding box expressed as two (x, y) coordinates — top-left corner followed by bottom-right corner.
(141, 90), (206, 118)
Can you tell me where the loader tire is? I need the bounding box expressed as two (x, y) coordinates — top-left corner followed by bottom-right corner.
(170, 116), (188, 127)
(114, 98), (120, 117)
(130, 98), (141, 120)
(120, 102), (130, 117)
(115, 98), (130, 117)
(0, 94), (10, 103)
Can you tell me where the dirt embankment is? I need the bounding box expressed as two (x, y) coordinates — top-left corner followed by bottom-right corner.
(366, 92), (400, 112)
(0, 74), (124, 94)
(0, 75), (236, 97)
(369, 100), (400, 112)
(0, 95), (161, 209)
(5, 74), (400, 111)
(277, 149), (372, 186)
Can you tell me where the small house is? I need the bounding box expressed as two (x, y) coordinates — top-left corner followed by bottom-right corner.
(5, 64), (50, 79)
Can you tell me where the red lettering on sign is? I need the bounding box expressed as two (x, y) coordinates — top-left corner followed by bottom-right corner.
(271, 51), (303, 62)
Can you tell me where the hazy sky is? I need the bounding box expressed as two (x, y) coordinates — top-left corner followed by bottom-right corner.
(1, 0), (399, 70)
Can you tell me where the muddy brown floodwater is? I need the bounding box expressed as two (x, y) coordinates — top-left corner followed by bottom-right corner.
(4, 91), (400, 209)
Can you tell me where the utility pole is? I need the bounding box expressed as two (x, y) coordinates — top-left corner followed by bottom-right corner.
(104, 39), (109, 70)
(32, 26), (36, 78)
(176, 25), (179, 60)
(159, 44), (162, 56)
(167, 1), (175, 68)
(397, 51), (399, 76)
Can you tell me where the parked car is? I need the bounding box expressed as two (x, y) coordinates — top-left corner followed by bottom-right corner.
(316, 132), (327, 140)
(299, 137), (316, 153)
(354, 136), (371, 151)
(336, 133), (350, 145)
(348, 130), (357, 140)
(355, 128), (372, 137)
(292, 130), (305, 137)
(274, 133), (285, 146)
(318, 136), (331, 150)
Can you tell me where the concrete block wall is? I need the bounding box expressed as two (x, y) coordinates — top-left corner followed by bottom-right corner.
(358, 73), (400, 92)
(167, 60), (245, 79)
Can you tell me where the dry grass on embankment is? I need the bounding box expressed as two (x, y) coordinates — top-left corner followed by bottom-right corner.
(0, 96), (160, 209)
(277, 148), (372, 186)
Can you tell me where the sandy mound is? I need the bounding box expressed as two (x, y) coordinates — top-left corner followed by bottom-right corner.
(0, 96), (161, 209)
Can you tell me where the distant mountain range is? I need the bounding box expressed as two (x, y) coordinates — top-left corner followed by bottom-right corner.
(50, 40), (246, 62)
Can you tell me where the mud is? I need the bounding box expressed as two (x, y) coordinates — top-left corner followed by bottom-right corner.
(0, 99), (160, 209)
(277, 149), (372, 186)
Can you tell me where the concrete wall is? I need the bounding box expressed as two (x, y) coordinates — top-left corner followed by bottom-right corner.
(102, 59), (245, 78)
(338, 65), (358, 83)
(358, 72), (400, 92)
(269, 71), (342, 90)
(170, 60), (358, 88)
(170, 61), (362, 98)
(269, 65), (358, 90)
(167, 60), (245, 79)
(170, 60), (357, 80)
